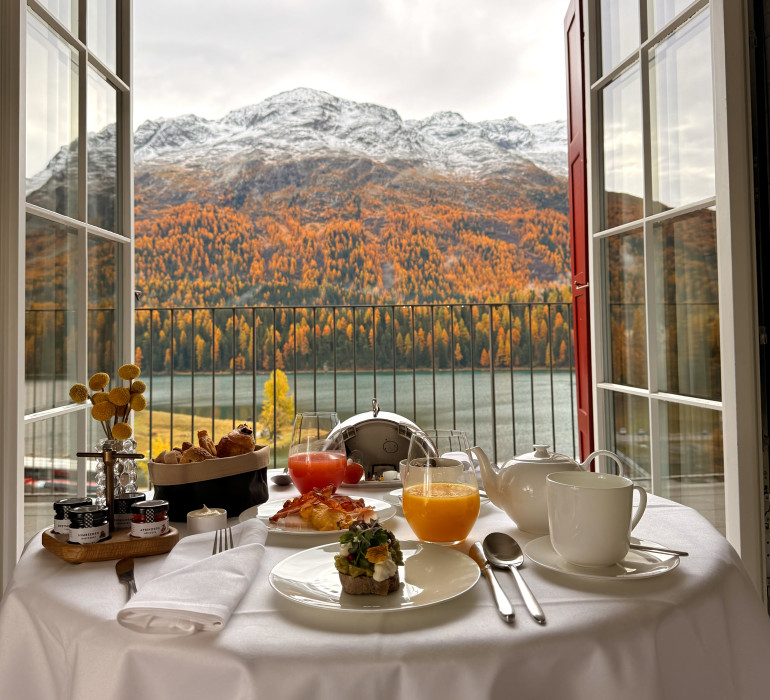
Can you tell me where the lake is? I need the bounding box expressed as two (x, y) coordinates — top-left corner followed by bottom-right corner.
(145, 369), (578, 463)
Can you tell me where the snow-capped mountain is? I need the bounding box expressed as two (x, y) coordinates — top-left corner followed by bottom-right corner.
(133, 88), (567, 178)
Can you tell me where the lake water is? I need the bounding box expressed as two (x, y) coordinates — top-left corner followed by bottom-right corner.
(145, 369), (578, 463)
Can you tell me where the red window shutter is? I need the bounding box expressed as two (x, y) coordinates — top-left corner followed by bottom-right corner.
(565, 0), (594, 459)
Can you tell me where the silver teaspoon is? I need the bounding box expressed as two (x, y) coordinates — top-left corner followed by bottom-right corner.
(484, 532), (546, 625)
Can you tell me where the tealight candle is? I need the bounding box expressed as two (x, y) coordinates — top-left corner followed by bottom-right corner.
(187, 505), (227, 533)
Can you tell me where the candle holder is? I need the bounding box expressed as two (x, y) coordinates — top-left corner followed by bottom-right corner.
(78, 445), (145, 531)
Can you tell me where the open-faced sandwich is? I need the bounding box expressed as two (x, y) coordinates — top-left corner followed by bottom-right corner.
(334, 520), (404, 596)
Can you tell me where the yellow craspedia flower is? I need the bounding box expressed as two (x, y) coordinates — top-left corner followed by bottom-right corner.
(130, 380), (147, 394)
(89, 372), (110, 391)
(112, 422), (133, 440)
(92, 391), (110, 404)
(108, 387), (131, 406)
(118, 364), (141, 381)
(69, 383), (89, 403)
(129, 394), (146, 412)
(92, 401), (116, 421)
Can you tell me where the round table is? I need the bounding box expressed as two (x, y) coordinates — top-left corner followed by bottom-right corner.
(1, 472), (769, 700)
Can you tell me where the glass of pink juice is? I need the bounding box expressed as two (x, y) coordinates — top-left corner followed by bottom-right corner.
(288, 412), (345, 493)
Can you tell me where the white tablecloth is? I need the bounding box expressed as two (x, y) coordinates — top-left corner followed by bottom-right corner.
(2, 477), (770, 700)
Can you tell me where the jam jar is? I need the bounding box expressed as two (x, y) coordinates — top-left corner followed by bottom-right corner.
(114, 492), (146, 529)
(131, 499), (170, 538)
(53, 497), (92, 535)
(67, 505), (110, 545)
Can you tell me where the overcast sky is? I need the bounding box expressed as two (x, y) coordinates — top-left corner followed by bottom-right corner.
(134, 0), (569, 128)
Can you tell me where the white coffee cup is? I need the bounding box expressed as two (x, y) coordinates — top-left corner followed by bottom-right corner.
(546, 471), (647, 568)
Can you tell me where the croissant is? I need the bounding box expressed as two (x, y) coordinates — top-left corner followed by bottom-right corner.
(197, 429), (217, 456)
(180, 446), (214, 463)
(216, 423), (256, 457)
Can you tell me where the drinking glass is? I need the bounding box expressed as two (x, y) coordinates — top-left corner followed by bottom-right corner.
(401, 429), (480, 545)
(288, 412), (346, 493)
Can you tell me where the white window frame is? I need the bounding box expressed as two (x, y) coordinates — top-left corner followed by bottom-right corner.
(584, 0), (765, 597)
(0, 0), (134, 591)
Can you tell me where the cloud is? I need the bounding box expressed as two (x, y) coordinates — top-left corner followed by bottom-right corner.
(134, 0), (567, 126)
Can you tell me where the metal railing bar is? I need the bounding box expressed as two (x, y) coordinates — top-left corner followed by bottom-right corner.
(313, 306), (318, 413)
(470, 305), (477, 445)
(232, 308), (236, 428)
(293, 307), (298, 416)
(391, 305), (397, 414)
(353, 306), (358, 414)
(567, 304), (576, 458)
(211, 308), (215, 439)
(272, 307), (276, 468)
(373, 305), (377, 401)
(410, 306), (416, 422)
(149, 310), (153, 459)
(431, 305), (436, 428)
(450, 304), (457, 430)
(251, 308), (256, 430)
(170, 310), (175, 450)
(528, 303), (536, 445)
(191, 308), (196, 441)
(509, 303), (517, 457)
(547, 304), (556, 451)
(332, 307), (337, 413)
(489, 303), (497, 464)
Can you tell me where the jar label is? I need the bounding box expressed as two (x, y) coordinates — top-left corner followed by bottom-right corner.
(131, 519), (169, 539)
(68, 524), (109, 545)
(114, 513), (133, 530)
(53, 518), (70, 534)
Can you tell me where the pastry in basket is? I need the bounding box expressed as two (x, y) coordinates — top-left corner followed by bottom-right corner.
(197, 429), (217, 456)
(180, 445), (214, 463)
(216, 424), (256, 457)
(334, 520), (404, 595)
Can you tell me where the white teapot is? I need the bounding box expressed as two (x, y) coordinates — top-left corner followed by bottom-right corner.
(477, 444), (625, 535)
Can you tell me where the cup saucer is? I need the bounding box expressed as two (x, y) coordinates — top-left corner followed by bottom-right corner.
(524, 536), (680, 580)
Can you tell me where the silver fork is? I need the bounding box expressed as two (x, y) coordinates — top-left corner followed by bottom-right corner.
(212, 527), (234, 555)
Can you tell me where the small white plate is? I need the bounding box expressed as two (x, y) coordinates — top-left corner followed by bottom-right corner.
(269, 540), (480, 611)
(239, 497), (396, 535)
(524, 536), (680, 580)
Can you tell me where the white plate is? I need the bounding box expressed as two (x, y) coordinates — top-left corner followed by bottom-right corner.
(340, 478), (401, 489)
(524, 536), (680, 580)
(269, 540), (480, 611)
(385, 487), (490, 506)
(239, 497), (396, 535)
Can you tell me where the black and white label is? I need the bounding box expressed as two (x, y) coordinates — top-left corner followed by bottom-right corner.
(68, 524), (108, 545)
(53, 518), (70, 534)
(114, 513), (133, 530)
(130, 519), (169, 539)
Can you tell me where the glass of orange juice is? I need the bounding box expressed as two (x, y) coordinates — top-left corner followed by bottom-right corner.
(401, 429), (480, 545)
(288, 412), (346, 493)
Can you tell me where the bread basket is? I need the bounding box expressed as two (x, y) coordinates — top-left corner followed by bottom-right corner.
(148, 445), (269, 521)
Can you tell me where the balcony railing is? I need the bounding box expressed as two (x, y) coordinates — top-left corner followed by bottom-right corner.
(134, 302), (578, 466)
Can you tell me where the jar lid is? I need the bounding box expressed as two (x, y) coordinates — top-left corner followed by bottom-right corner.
(114, 492), (146, 513)
(132, 499), (169, 522)
(53, 497), (92, 516)
(68, 505), (108, 527)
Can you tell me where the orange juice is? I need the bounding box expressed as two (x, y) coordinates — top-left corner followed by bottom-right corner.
(288, 451), (347, 493)
(402, 482), (480, 543)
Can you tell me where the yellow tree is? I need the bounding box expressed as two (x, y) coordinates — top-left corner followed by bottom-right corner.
(259, 369), (295, 443)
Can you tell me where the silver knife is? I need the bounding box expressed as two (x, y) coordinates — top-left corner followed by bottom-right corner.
(115, 558), (137, 600)
(469, 543), (515, 623)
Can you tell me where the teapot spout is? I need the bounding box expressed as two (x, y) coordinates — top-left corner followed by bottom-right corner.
(472, 446), (502, 507)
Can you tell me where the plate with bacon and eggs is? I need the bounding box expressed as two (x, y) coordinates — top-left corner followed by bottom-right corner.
(239, 485), (396, 535)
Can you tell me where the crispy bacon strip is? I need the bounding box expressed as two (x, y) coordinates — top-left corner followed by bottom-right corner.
(269, 485), (373, 527)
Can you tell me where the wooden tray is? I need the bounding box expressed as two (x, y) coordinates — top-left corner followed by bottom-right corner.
(42, 527), (179, 563)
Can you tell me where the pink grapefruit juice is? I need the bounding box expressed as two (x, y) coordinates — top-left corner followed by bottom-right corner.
(402, 482), (480, 543)
(288, 451), (347, 493)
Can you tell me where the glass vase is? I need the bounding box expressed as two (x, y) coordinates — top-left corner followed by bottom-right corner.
(94, 438), (138, 506)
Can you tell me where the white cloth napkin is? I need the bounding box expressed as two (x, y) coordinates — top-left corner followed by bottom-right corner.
(117, 519), (267, 635)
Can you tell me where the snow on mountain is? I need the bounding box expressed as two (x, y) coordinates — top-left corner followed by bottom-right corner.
(133, 88), (567, 178)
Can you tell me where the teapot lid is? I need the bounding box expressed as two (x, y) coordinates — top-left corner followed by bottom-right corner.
(513, 444), (576, 464)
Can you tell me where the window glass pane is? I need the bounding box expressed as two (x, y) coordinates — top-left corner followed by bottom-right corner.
(87, 67), (119, 233)
(601, 64), (643, 229)
(607, 390), (651, 491)
(24, 413), (80, 544)
(659, 402), (724, 534)
(88, 236), (121, 380)
(653, 208), (720, 400)
(600, 0), (639, 74)
(87, 0), (117, 72)
(604, 228), (647, 388)
(36, 0), (78, 34)
(647, 0), (697, 34)
(26, 11), (79, 219)
(649, 9), (714, 213)
(25, 215), (79, 415)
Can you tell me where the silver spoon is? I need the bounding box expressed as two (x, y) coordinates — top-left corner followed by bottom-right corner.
(483, 532), (546, 625)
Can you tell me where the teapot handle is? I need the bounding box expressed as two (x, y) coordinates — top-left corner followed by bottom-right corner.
(580, 449), (625, 476)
